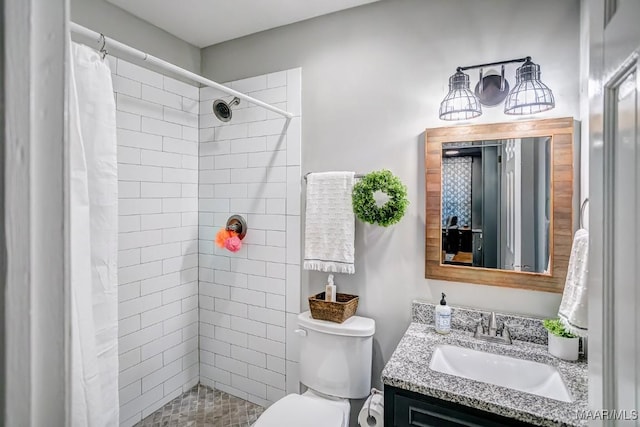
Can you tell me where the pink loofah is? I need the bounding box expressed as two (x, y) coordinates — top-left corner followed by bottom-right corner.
(216, 228), (236, 248)
(224, 235), (242, 253)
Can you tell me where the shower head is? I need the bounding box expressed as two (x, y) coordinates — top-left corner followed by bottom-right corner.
(213, 97), (240, 122)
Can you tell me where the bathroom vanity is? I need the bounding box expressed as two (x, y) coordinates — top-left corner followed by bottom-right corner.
(382, 302), (588, 427)
(403, 118), (588, 425)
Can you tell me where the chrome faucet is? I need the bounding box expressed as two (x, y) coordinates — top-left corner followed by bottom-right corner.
(474, 312), (517, 344)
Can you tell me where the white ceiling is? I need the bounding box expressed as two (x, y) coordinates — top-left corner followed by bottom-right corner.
(106, 0), (381, 48)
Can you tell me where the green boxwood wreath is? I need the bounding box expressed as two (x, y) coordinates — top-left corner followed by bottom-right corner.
(352, 170), (409, 227)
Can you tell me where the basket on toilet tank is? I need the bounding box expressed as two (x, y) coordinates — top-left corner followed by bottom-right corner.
(308, 292), (359, 323)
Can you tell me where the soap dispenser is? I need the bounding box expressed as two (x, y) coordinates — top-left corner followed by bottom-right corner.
(435, 292), (452, 334)
(325, 274), (336, 302)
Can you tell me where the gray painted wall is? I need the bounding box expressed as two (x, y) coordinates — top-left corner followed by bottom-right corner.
(200, 0), (581, 393)
(70, 0), (201, 72)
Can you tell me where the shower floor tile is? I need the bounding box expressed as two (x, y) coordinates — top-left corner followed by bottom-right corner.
(135, 384), (265, 427)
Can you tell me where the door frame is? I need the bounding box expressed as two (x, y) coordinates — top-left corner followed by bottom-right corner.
(588, 0), (640, 424)
(3, 0), (69, 425)
(588, 0), (606, 419)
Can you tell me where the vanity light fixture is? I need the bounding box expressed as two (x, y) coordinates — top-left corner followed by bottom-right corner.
(504, 58), (555, 115)
(438, 70), (482, 121)
(439, 56), (555, 121)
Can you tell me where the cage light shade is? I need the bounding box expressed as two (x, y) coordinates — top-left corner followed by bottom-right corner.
(439, 71), (482, 121)
(504, 59), (555, 115)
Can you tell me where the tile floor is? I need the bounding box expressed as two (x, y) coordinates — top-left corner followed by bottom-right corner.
(135, 384), (265, 427)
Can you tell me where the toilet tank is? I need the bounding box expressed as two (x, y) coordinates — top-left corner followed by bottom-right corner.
(296, 311), (375, 399)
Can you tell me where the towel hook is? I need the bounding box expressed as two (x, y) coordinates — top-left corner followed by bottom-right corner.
(98, 33), (108, 60)
(580, 198), (589, 229)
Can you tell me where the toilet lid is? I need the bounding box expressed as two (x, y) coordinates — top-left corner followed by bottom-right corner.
(254, 394), (345, 427)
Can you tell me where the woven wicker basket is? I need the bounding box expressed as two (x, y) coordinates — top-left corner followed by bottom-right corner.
(308, 292), (359, 323)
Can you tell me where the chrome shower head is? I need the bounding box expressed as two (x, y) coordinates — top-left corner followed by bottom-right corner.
(213, 97), (240, 122)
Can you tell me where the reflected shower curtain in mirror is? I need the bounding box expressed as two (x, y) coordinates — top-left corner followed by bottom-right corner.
(69, 42), (119, 426)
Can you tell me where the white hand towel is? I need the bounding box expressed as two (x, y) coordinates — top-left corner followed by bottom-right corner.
(558, 228), (589, 337)
(304, 172), (356, 274)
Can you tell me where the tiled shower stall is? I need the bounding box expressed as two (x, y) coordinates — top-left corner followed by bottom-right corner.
(197, 70), (302, 405)
(112, 57), (302, 426)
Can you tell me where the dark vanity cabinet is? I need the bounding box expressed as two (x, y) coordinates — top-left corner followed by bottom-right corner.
(384, 385), (536, 427)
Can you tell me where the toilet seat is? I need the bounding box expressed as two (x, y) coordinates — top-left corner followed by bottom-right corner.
(253, 393), (346, 427)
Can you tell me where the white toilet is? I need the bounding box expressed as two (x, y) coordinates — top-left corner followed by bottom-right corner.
(254, 311), (376, 427)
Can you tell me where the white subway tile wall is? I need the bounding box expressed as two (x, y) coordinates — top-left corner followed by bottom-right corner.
(114, 59), (200, 427)
(199, 69), (302, 407)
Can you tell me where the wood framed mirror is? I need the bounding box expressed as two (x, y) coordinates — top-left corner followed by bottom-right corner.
(424, 117), (578, 293)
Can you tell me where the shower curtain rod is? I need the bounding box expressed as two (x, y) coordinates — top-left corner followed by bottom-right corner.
(69, 22), (294, 120)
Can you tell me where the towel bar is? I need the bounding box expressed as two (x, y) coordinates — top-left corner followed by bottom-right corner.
(303, 172), (365, 181)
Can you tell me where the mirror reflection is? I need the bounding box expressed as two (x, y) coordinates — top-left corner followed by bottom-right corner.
(441, 137), (551, 273)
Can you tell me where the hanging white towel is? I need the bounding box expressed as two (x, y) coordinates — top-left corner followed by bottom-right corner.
(558, 228), (589, 337)
(304, 172), (356, 274)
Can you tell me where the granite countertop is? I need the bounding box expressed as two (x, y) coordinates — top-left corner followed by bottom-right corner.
(382, 322), (588, 426)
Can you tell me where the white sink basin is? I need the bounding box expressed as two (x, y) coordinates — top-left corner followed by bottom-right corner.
(429, 344), (572, 402)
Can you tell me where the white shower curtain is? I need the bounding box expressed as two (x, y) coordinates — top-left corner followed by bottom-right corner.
(68, 42), (119, 426)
